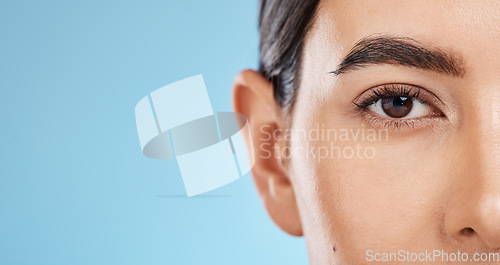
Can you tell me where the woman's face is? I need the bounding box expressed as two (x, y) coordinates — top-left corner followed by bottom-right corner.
(234, 0), (499, 264)
(293, 0), (499, 263)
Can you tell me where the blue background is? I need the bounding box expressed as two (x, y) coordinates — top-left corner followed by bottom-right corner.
(0, 0), (308, 264)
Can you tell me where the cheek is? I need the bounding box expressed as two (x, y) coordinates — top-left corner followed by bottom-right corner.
(289, 110), (456, 261)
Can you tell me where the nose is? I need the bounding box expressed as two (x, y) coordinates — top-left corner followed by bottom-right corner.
(473, 197), (500, 248)
(445, 180), (500, 249)
(444, 98), (500, 249)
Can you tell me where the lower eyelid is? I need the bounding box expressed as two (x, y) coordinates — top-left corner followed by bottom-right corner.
(361, 107), (447, 131)
(362, 113), (425, 130)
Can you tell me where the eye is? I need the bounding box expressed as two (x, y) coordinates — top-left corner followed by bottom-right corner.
(353, 84), (445, 128)
(367, 96), (431, 119)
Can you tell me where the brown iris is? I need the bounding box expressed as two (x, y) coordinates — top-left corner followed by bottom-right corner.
(381, 96), (413, 118)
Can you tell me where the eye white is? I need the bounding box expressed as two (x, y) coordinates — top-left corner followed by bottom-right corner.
(367, 98), (432, 118)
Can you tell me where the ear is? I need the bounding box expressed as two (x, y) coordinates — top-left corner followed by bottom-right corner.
(232, 69), (303, 236)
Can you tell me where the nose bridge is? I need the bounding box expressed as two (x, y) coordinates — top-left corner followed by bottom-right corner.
(491, 92), (500, 172)
(467, 83), (500, 248)
(444, 85), (500, 248)
(474, 84), (500, 185)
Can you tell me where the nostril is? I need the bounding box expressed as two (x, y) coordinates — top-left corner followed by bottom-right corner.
(461, 227), (475, 236)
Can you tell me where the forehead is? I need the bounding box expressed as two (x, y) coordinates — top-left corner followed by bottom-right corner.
(317, 0), (498, 44)
(304, 0), (499, 79)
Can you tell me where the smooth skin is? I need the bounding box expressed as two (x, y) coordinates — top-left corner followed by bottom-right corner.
(233, 0), (499, 264)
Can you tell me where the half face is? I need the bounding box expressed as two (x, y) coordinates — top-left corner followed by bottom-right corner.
(290, 0), (500, 264)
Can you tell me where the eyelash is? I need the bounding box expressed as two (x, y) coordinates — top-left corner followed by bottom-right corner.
(353, 83), (444, 129)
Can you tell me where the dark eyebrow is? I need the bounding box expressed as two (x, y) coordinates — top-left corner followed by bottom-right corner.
(331, 35), (465, 77)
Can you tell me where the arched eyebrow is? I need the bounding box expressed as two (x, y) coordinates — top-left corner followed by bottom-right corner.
(331, 35), (465, 77)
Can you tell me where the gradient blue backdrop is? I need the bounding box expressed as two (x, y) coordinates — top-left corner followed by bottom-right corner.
(0, 0), (309, 264)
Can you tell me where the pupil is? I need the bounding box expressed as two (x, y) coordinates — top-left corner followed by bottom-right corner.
(393, 96), (406, 106)
(382, 96), (413, 118)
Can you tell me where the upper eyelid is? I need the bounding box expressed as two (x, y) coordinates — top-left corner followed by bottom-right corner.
(353, 83), (444, 107)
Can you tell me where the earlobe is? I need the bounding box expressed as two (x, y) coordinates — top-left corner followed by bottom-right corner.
(232, 69), (303, 237)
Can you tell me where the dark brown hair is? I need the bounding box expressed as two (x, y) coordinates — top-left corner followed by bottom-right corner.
(258, 0), (321, 111)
